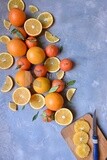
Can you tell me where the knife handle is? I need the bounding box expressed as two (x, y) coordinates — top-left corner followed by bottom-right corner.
(93, 135), (99, 160)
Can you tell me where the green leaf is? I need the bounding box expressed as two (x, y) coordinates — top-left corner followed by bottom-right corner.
(66, 80), (76, 86)
(49, 86), (59, 93)
(11, 28), (25, 40)
(32, 111), (39, 121)
(59, 46), (63, 53)
(22, 105), (26, 110)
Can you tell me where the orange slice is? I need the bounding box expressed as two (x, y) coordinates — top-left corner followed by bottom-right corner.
(45, 31), (60, 43)
(56, 70), (65, 79)
(9, 102), (18, 111)
(3, 19), (11, 30)
(66, 88), (76, 101)
(1, 76), (13, 92)
(74, 119), (90, 133)
(29, 5), (39, 13)
(7, 0), (25, 11)
(0, 35), (10, 44)
(76, 144), (90, 158)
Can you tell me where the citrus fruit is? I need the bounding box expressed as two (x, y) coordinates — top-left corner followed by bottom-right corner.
(45, 92), (64, 111)
(41, 109), (54, 122)
(74, 119), (90, 133)
(56, 70), (65, 79)
(75, 144), (90, 158)
(8, 8), (26, 27)
(16, 57), (31, 70)
(24, 18), (42, 36)
(29, 94), (45, 109)
(45, 31), (60, 43)
(3, 19), (11, 30)
(25, 36), (38, 48)
(0, 35), (10, 44)
(34, 65), (47, 77)
(7, 0), (25, 11)
(73, 131), (89, 146)
(52, 79), (65, 92)
(44, 57), (60, 73)
(12, 87), (31, 106)
(60, 58), (74, 71)
(7, 39), (27, 57)
(9, 102), (18, 111)
(1, 76), (13, 92)
(12, 27), (28, 39)
(29, 5), (39, 13)
(15, 70), (33, 87)
(55, 108), (73, 125)
(0, 52), (14, 69)
(66, 88), (76, 101)
(37, 12), (54, 29)
(33, 77), (51, 94)
(27, 47), (46, 65)
(45, 44), (59, 57)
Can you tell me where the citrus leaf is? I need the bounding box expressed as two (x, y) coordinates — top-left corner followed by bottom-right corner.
(11, 28), (25, 40)
(66, 80), (76, 86)
(22, 105), (26, 110)
(32, 111), (39, 121)
(59, 46), (63, 53)
(49, 86), (59, 93)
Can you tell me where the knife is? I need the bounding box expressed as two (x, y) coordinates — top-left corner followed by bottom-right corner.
(93, 109), (99, 160)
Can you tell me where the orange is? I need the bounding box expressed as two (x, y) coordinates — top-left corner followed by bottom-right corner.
(27, 47), (46, 65)
(52, 79), (65, 92)
(34, 65), (47, 77)
(33, 77), (51, 94)
(7, 39), (27, 57)
(45, 44), (59, 57)
(15, 70), (33, 87)
(15, 27), (27, 39)
(16, 57), (31, 70)
(8, 8), (26, 27)
(45, 92), (64, 111)
(60, 58), (74, 71)
(25, 36), (38, 48)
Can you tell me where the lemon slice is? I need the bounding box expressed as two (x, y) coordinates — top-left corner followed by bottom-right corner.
(56, 70), (65, 79)
(29, 94), (45, 109)
(44, 57), (60, 73)
(12, 87), (31, 106)
(0, 35), (10, 44)
(9, 102), (18, 111)
(29, 5), (39, 13)
(45, 31), (60, 43)
(7, 0), (25, 11)
(66, 88), (76, 101)
(55, 108), (73, 125)
(1, 76), (13, 92)
(24, 18), (42, 36)
(3, 19), (11, 30)
(0, 52), (14, 69)
(37, 12), (54, 29)
(74, 119), (90, 133)
(76, 144), (90, 158)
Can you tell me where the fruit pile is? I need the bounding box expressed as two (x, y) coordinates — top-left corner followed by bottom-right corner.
(0, 0), (76, 125)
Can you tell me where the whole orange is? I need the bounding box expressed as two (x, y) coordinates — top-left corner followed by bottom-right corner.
(52, 79), (65, 92)
(8, 8), (26, 27)
(25, 36), (38, 48)
(15, 70), (33, 87)
(16, 57), (31, 70)
(45, 92), (64, 111)
(60, 58), (74, 71)
(33, 77), (51, 94)
(45, 44), (59, 57)
(27, 47), (46, 64)
(7, 39), (27, 57)
(34, 65), (47, 77)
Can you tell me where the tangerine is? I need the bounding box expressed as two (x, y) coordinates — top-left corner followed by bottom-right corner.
(60, 58), (74, 71)
(16, 57), (31, 70)
(34, 65), (47, 77)
(52, 79), (65, 92)
(25, 36), (38, 48)
(45, 44), (59, 57)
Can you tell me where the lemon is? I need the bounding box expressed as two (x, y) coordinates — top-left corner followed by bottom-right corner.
(3, 19), (11, 30)
(37, 12), (54, 29)
(0, 52), (14, 69)
(55, 108), (73, 126)
(29, 94), (45, 109)
(29, 5), (39, 13)
(45, 31), (60, 43)
(0, 35), (10, 44)
(56, 70), (65, 79)
(66, 88), (76, 101)
(9, 102), (18, 111)
(12, 87), (31, 106)
(24, 18), (42, 36)
(1, 76), (13, 92)
(44, 57), (60, 73)
(74, 119), (90, 133)
(76, 144), (90, 158)
(7, 0), (25, 11)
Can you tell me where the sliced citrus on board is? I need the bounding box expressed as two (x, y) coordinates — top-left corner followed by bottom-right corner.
(75, 144), (90, 158)
(12, 87), (31, 106)
(45, 31), (60, 43)
(37, 12), (54, 29)
(3, 19), (11, 30)
(66, 88), (76, 101)
(9, 102), (18, 111)
(24, 18), (42, 36)
(74, 119), (90, 133)
(0, 52), (14, 69)
(0, 35), (10, 44)
(56, 70), (65, 79)
(73, 131), (89, 146)
(1, 76), (13, 92)
(7, 0), (25, 11)
(29, 94), (45, 109)
(29, 5), (39, 13)
(44, 57), (60, 73)
(55, 108), (73, 125)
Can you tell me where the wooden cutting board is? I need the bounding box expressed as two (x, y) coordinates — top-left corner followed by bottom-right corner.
(61, 114), (107, 160)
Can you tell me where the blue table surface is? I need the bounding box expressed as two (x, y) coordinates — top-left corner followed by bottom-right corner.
(0, 0), (107, 160)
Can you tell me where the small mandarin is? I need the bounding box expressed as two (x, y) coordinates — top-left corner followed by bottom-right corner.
(60, 58), (74, 71)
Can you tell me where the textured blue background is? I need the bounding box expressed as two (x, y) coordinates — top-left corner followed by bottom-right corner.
(0, 0), (107, 159)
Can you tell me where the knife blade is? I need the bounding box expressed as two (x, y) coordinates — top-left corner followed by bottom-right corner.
(93, 109), (99, 160)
